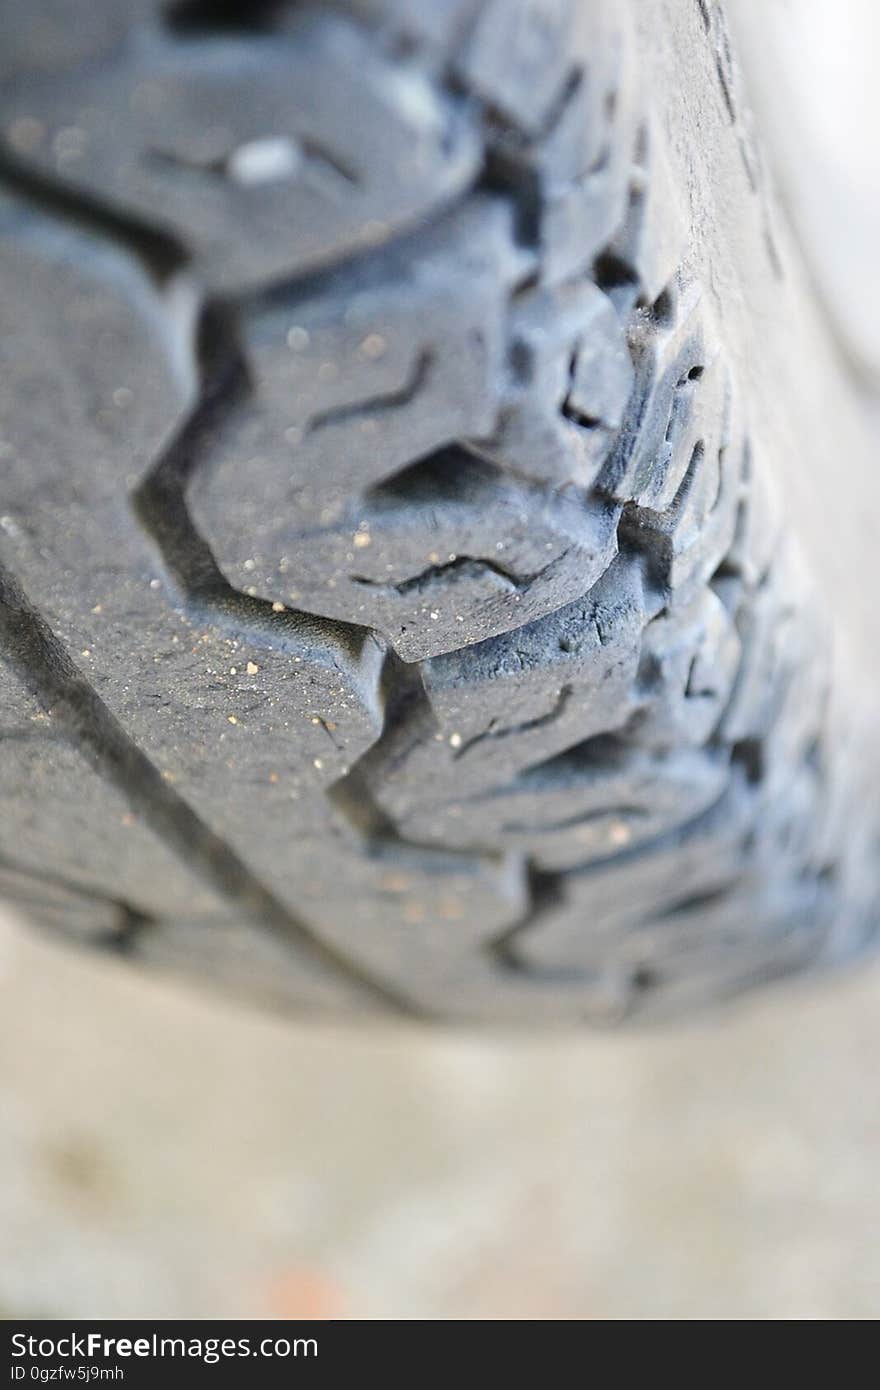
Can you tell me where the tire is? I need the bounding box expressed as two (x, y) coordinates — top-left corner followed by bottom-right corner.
(0, 0), (876, 1022)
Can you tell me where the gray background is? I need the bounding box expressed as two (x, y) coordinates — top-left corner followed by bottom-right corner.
(2, 921), (879, 1319)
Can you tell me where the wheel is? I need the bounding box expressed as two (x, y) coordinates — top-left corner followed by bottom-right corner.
(0, 0), (876, 1022)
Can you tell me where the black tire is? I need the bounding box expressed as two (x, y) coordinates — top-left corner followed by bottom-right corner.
(0, 0), (876, 1022)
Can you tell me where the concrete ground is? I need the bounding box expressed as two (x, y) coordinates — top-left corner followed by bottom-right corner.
(2, 2), (879, 1322)
(2, 913), (880, 1321)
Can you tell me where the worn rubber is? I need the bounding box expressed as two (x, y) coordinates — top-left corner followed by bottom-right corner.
(0, 0), (876, 1022)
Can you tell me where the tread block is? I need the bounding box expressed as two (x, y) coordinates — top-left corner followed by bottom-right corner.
(623, 883), (833, 1020)
(724, 445), (783, 586)
(518, 764), (836, 990)
(475, 280), (634, 489)
(0, 1), (158, 82)
(303, 453), (618, 663)
(518, 778), (758, 971)
(721, 546), (829, 760)
(537, 23), (636, 285)
(0, 12), (480, 291)
(361, 556), (648, 817)
(206, 446), (619, 662)
(457, 1), (636, 285)
(396, 741), (730, 873)
(456, 0), (582, 137)
(617, 354), (745, 609)
(194, 198), (521, 520)
(631, 588), (741, 749)
(608, 122), (685, 305)
(600, 282), (724, 511)
(342, 1), (476, 57)
(253, 843), (572, 1017)
(188, 202), (627, 659)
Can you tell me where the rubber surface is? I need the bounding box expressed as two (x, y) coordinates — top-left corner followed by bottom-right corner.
(0, 0), (876, 1022)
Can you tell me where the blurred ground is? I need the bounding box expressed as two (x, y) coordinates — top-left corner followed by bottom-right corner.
(2, 913), (880, 1321)
(2, 1), (879, 1322)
